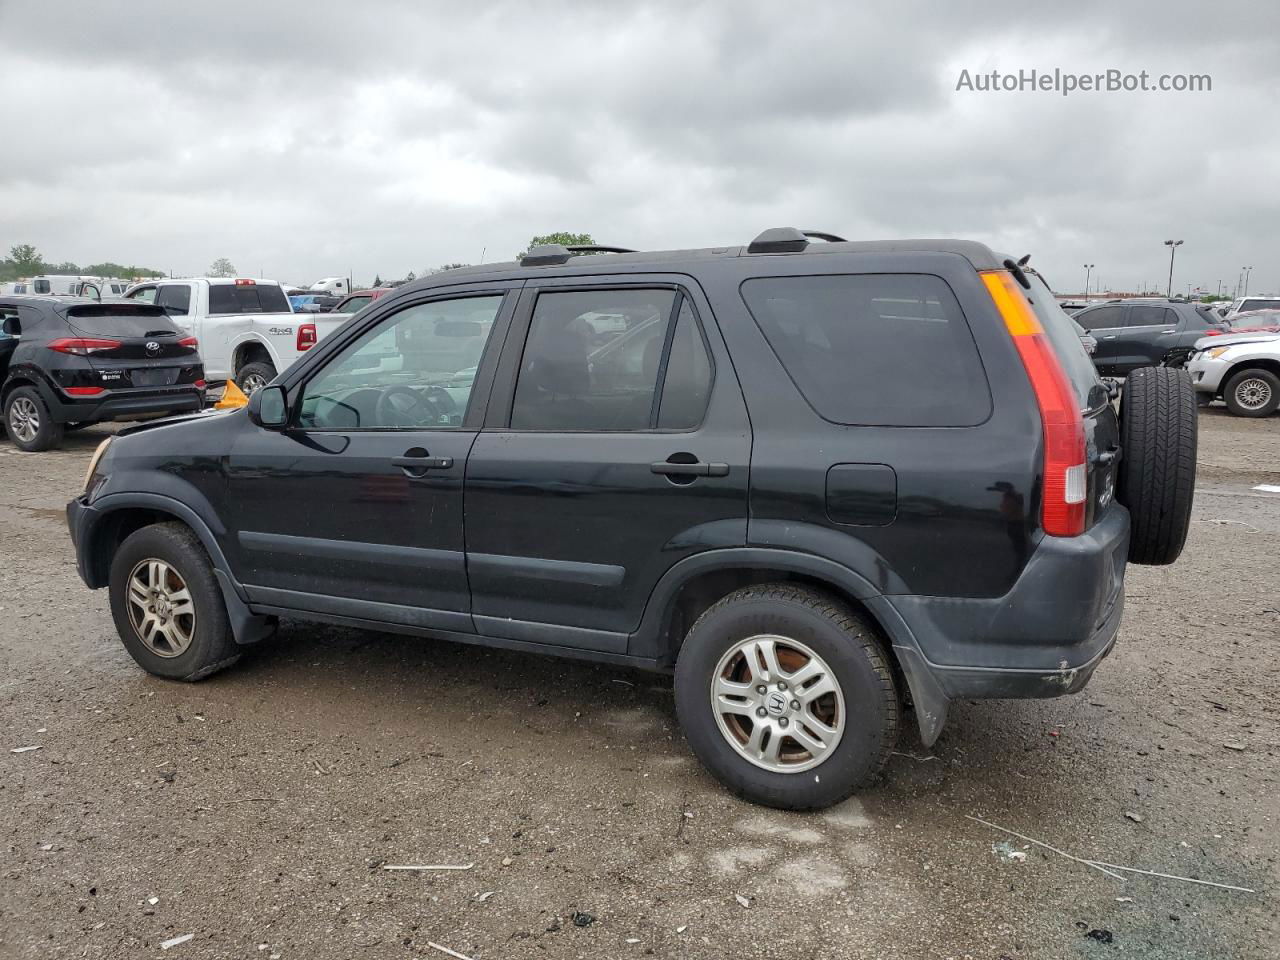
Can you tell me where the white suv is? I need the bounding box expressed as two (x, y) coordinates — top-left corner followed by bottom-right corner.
(1186, 332), (1280, 417)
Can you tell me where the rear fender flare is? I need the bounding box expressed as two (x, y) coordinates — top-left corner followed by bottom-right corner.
(632, 547), (948, 745)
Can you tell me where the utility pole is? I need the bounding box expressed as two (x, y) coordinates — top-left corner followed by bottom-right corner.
(1163, 240), (1183, 298)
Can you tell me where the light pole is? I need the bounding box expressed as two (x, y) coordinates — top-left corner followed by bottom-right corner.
(1243, 266), (1253, 297)
(1217, 280), (1222, 298)
(1163, 240), (1183, 298)
(1083, 263), (1095, 300)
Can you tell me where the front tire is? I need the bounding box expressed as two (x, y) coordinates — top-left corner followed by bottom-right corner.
(235, 361), (277, 396)
(674, 584), (898, 811)
(4, 386), (64, 452)
(108, 523), (241, 681)
(1223, 368), (1280, 418)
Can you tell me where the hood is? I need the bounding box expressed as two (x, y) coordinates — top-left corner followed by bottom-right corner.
(116, 406), (239, 438)
(1193, 330), (1280, 350)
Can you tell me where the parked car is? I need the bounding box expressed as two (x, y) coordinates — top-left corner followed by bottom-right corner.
(332, 288), (394, 315)
(1186, 331), (1280, 417)
(1073, 297), (1226, 375)
(1207, 308), (1280, 336)
(288, 293), (342, 313)
(124, 277), (347, 394)
(1, 297), (204, 451)
(67, 229), (1197, 810)
(1223, 295), (1280, 318)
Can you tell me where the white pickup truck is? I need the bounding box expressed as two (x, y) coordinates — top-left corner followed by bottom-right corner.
(123, 278), (348, 393)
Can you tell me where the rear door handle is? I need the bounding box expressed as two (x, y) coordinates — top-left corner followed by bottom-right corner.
(651, 460), (729, 478)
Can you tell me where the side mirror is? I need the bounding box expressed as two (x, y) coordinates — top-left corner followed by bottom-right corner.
(247, 384), (289, 429)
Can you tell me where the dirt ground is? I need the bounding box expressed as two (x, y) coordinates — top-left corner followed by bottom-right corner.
(1, 409), (1277, 960)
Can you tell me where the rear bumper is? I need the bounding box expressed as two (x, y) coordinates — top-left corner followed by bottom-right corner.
(883, 504), (1130, 742)
(41, 384), (204, 423)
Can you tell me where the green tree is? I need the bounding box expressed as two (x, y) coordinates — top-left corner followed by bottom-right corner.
(520, 232), (595, 258)
(372, 274), (382, 287)
(427, 263), (469, 274)
(9, 244), (44, 274)
(208, 257), (237, 278)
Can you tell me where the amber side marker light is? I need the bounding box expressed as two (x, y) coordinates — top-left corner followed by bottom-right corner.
(981, 270), (1087, 537)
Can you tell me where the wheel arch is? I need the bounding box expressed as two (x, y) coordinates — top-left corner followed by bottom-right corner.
(1222, 356), (1280, 389)
(631, 548), (949, 745)
(231, 336), (279, 376)
(80, 493), (273, 646)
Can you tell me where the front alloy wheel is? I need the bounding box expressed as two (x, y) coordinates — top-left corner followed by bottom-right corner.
(711, 634), (844, 773)
(125, 559), (197, 657)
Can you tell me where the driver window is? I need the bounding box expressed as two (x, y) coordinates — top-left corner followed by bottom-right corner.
(297, 295), (503, 430)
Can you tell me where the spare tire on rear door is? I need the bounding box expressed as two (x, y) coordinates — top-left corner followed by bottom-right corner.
(1117, 366), (1197, 565)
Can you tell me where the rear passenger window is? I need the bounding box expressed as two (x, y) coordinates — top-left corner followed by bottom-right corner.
(511, 289), (672, 431)
(209, 283), (289, 314)
(741, 275), (991, 427)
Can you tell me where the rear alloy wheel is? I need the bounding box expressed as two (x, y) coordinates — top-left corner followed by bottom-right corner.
(4, 386), (64, 452)
(675, 584), (898, 810)
(235, 361), (277, 396)
(1223, 368), (1280, 418)
(1117, 367), (1197, 565)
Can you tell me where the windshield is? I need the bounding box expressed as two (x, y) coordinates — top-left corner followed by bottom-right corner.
(1024, 271), (1107, 411)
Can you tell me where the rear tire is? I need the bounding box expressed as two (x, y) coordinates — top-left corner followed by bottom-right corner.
(108, 522), (241, 681)
(1223, 368), (1280, 418)
(235, 361), (277, 396)
(1117, 367), (1197, 566)
(3, 386), (64, 452)
(674, 584), (898, 810)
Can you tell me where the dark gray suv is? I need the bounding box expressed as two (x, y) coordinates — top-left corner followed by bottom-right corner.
(1074, 297), (1226, 375)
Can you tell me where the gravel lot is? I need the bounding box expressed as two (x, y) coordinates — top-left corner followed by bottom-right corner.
(2, 409), (1277, 959)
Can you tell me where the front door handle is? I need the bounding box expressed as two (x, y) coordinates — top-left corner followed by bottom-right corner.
(392, 450), (453, 476)
(1103, 335), (1117, 340)
(651, 460), (730, 478)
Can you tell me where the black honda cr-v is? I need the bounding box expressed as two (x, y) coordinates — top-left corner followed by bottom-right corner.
(65, 231), (1197, 809)
(1, 297), (205, 451)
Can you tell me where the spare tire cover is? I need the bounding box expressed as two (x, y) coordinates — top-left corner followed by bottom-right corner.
(1116, 367), (1198, 565)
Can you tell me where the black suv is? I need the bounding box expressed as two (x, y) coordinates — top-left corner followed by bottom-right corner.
(1074, 297), (1225, 375)
(66, 231), (1198, 809)
(1, 297), (206, 452)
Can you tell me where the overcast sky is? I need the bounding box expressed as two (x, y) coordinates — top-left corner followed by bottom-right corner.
(2, 1), (1276, 296)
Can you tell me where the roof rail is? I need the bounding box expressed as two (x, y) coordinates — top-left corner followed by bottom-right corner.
(565, 244), (636, 254)
(521, 244), (572, 266)
(747, 227), (809, 254)
(800, 231), (847, 243)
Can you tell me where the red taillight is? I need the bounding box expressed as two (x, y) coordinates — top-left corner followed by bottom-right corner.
(982, 271), (1087, 537)
(179, 336), (199, 349)
(297, 323), (318, 351)
(234, 278), (256, 286)
(47, 337), (122, 355)
(194, 379), (207, 389)
(65, 386), (106, 396)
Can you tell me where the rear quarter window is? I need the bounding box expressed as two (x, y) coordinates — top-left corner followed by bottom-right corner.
(741, 274), (991, 427)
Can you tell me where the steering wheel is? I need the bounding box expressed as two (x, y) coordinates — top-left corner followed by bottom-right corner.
(374, 385), (456, 426)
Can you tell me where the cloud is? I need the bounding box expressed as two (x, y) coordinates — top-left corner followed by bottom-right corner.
(1, 0), (1276, 294)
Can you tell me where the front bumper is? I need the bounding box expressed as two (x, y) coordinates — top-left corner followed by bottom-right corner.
(66, 495), (96, 587)
(1186, 355), (1229, 394)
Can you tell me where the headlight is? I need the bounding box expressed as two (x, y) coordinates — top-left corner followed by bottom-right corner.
(1207, 346), (1232, 359)
(83, 437), (113, 493)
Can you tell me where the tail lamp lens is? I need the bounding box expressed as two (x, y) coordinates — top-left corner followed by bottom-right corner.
(982, 271), (1087, 537)
(48, 338), (121, 355)
(297, 323), (317, 351)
